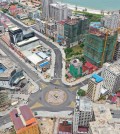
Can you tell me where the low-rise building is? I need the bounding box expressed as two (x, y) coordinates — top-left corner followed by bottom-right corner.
(69, 59), (83, 78)
(88, 106), (120, 134)
(28, 10), (40, 20)
(10, 105), (40, 134)
(35, 19), (46, 34)
(87, 74), (103, 102)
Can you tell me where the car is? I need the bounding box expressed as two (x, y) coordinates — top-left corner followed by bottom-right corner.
(20, 83), (26, 88)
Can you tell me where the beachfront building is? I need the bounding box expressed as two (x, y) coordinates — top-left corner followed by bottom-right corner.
(101, 60), (120, 93)
(64, 15), (88, 47)
(101, 13), (120, 31)
(84, 22), (117, 67)
(73, 96), (94, 134)
(10, 105), (40, 134)
(87, 74), (103, 102)
(49, 2), (71, 21)
(42, 0), (53, 20)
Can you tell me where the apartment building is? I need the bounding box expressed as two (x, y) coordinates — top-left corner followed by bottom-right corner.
(101, 13), (120, 31)
(101, 60), (120, 93)
(87, 74), (103, 102)
(73, 96), (94, 134)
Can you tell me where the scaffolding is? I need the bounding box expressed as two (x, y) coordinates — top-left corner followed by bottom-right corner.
(64, 17), (88, 47)
(84, 30), (117, 67)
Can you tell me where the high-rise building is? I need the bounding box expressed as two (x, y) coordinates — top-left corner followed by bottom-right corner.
(87, 74), (103, 102)
(42, 0), (53, 20)
(84, 22), (117, 67)
(10, 105), (40, 134)
(49, 2), (71, 21)
(101, 13), (120, 31)
(113, 34), (120, 60)
(64, 15), (88, 47)
(73, 96), (94, 134)
(101, 60), (120, 93)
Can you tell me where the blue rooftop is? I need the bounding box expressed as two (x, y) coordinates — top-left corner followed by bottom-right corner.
(39, 61), (49, 68)
(91, 74), (103, 83)
(90, 22), (101, 29)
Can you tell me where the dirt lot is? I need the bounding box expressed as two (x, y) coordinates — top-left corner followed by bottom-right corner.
(39, 118), (55, 134)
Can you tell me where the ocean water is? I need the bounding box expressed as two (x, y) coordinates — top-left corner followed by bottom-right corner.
(57, 0), (120, 11)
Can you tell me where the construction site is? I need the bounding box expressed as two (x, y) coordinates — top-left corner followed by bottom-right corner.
(84, 22), (118, 67)
(64, 15), (88, 47)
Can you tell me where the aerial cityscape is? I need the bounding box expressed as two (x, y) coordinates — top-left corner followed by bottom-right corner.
(0, 0), (120, 134)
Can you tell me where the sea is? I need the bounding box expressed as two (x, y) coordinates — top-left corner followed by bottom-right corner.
(57, 0), (120, 11)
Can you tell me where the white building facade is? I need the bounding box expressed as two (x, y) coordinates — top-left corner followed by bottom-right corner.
(73, 96), (94, 134)
(42, 0), (54, 20)
(101, 61), (120, 93)
(87, 74), (103, 102)
(101, 13), (120, 31)
(49, 2), (71, 21)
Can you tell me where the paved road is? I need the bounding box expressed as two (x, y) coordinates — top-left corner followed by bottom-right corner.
(0, 41), (40, 84)
(5, 14), (62, 79)
(0, 14), (89, 127)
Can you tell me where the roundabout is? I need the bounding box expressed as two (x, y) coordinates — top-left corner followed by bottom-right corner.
(45, 89), (67, 105)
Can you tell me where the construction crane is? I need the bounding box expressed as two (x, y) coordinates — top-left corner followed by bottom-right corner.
(101, 27), (120, 67)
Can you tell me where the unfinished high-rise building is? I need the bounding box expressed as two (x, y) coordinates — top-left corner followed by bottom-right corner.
(64, 15), (88, 47)
(84, 22), (117, 67)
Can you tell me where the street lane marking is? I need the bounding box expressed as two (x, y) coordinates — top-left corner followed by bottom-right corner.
(30, 102), (43, 109)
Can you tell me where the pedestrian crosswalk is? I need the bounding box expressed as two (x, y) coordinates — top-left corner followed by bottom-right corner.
(40, 82), (48, 89)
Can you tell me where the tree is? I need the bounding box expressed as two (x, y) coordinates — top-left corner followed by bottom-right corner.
(77, 89), (86, 96)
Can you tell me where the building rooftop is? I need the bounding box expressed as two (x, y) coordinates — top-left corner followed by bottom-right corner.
(91, 74), (103, 83)
(10, 105), (37, 131)
(89, 106), (120, 134)
(0, 57), (16, 79)
(50, 2), (67, 9)
(75, 97), (92, 112)
(108, 62), (120, 75)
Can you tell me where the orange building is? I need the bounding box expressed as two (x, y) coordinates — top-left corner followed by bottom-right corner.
(10, 105), (40, 134)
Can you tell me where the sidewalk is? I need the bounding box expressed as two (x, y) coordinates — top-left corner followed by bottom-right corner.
(3, 13), (102, 86)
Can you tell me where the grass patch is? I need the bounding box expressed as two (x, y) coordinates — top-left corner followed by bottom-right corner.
(65, 45), (83, 59)
(73, 11), (103, 22)
(21, 18), (35, 26)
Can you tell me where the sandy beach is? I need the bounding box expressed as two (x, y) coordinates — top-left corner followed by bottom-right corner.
(66, 3), (108, 15)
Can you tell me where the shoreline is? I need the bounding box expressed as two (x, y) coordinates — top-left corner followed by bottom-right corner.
(56, 1), (117, 15)
(67, 3), (108, 15)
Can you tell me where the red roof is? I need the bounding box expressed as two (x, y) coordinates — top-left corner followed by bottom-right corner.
(58, 20), (68, 25)
(10, 109), (24, 130)
(78, 126), (88, 133)
(19, 105), (33, 121)
(117, 92), (120, 97)
(10, 105), (34, 131)
(59, 121), (72, 133)
(9, 5), (17, 10)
